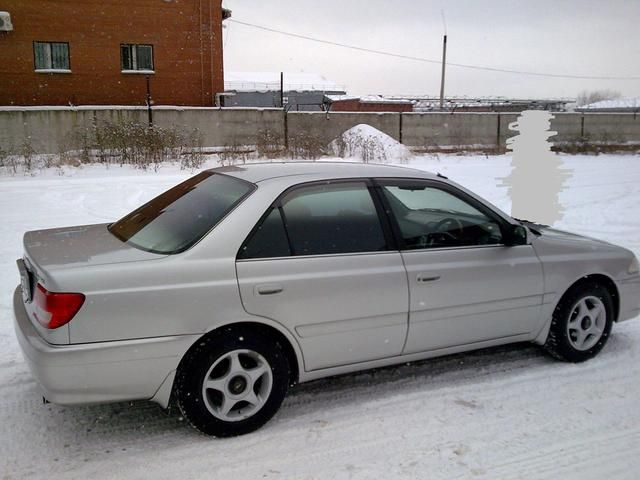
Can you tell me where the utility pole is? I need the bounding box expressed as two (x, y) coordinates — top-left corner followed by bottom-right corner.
(280, 71), (284, 108)
(439, 34), (447, 111)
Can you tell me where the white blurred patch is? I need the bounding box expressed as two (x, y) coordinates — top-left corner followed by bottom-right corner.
(501, 110), (570, 226)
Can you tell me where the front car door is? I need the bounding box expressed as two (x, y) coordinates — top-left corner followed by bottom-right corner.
(376, 179), (544, 354)
(235, 180), (409, 371)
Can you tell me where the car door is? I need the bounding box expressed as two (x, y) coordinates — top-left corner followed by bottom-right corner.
(377, 179), (544, 354)
(235, 180), (409, 371)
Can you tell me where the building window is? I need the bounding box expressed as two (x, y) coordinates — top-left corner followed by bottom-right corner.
(34, 42), (70, 71)
(121, 44), (154, 72)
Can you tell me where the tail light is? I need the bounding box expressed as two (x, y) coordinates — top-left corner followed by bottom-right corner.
(33, 284), (85, 329)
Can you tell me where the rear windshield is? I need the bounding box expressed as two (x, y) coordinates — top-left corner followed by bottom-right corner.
(109, 171), (255, 254)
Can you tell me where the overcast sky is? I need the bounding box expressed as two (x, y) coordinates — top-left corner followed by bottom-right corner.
(221, 0), (640, 99)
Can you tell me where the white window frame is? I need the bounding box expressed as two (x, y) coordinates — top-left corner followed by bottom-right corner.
(34, 41), (71, 73)
(120, 44), (154, 74)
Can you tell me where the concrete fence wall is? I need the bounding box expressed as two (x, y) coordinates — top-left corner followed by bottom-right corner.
(0, 107), (638, 154)
(153, 108), (284, 147)
(287, 112), (401, 144)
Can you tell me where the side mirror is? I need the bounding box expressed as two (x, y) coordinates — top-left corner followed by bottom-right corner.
(504, 224), (528, 246)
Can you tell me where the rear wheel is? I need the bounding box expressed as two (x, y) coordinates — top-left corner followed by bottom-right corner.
(175, 328), (290, 436)
(544, 282), (613, 362)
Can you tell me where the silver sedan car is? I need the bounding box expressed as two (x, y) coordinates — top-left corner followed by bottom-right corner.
(13, 162), (640, 436)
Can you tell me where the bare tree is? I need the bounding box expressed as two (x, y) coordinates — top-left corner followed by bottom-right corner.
(576, 89), (621, 107)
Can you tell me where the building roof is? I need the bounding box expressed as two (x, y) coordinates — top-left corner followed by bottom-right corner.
(407, 97), (573, 112)
(325, 94), (413, 104)
(211, 161), (435, 183)
(324, 94), (361, 102)
(576, 97), (640, 112)
(225, 72), (344, 92)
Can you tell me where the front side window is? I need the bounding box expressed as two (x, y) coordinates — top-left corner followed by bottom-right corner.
(110, 172), (254, 254)
(121, 44), (154, 71)
(382, 183), (503, 249)
(34, 42), (70, 70)
(239, 182), (387, 259)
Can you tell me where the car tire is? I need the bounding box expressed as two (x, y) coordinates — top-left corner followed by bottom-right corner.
(175, 327), (290, 437)
(544, 282), (614, 362)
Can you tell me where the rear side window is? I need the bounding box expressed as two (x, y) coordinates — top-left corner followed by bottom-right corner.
(239, 182), (387, 258)
(238, 208), (291, 259)
(110, 171), (254, 254)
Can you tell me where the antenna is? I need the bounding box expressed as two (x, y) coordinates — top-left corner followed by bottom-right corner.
(440, 9), (447, 35)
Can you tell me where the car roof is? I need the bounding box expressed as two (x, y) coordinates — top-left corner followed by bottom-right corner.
(210, 161), (439, 184)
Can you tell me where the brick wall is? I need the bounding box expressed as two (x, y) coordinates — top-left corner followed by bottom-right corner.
(0, 0), (224, 106)
(330, 99), (413, 113)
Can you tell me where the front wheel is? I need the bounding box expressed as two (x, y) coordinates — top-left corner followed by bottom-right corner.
(544, 282), (614, 362)
(175, 328), (290, 436)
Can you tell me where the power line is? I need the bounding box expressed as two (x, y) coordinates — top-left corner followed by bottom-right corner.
(228, 18), (640, 81)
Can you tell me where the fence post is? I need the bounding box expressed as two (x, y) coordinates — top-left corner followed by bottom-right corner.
(283, 109), (289, 150)
(496, 113), (501, 150)
(399, 112), (403, 144)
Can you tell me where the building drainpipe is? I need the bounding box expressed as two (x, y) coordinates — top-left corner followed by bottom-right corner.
(146, 75), (153, 127)
(199, 0), (205, 106)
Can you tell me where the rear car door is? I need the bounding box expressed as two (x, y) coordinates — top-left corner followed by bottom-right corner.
(377, 179), (544, 354)
(235, 180), (409, 371)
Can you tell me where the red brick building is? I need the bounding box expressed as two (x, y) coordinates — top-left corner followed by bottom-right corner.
(0, 1), (228, 106)
(325, 95), (413, 113)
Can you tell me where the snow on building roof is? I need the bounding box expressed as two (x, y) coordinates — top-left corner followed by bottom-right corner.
(359, 95), (413, 104)
(324, 94), (413, 104)
(577, 97), (640, 111)
(225, 72), (344, 92)
(324, 94), (360, 102)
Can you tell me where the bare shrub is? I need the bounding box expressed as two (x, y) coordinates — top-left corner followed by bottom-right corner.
(0, 147), (20, 174)
(330, 134), (377, 163)
(287, 132), (324, 160)
(72, 126), (94, 164)
(256, 129), (285, 159)
(60, 120), (204, 170)
(21, 138), (35, 172)
(180, 129), (205, 170)
(218, 135), (252, 165)
(0, 146), (8, 168)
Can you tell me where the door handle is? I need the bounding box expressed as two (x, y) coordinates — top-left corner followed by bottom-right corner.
(255, 284), (284, 295)
(416, 274), (441, 283)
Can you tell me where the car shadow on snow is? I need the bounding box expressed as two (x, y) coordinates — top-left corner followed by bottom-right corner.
(16, 329), (635, 445)
(277, 328), (635, 425)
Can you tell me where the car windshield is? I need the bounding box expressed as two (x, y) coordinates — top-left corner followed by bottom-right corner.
(109, 171), (254, 254)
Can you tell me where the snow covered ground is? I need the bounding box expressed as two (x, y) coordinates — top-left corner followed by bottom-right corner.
(1, 154), (639, 479)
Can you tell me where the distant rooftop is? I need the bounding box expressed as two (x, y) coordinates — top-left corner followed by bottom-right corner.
(325, 94), (413, 104)
(225, 72), (345, 93)
(409, 96), (573, 112)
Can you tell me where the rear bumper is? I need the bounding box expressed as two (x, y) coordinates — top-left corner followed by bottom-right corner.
(13, 286), (198, 406)
(618, 276), (640, 322)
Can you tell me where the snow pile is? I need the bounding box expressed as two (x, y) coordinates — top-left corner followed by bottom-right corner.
(579, 97), (640, 111)
(329, 124), (412, 163)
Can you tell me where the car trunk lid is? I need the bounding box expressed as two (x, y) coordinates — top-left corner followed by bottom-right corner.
(23, 223), (163, 271)
(18, 223), (164, 345)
